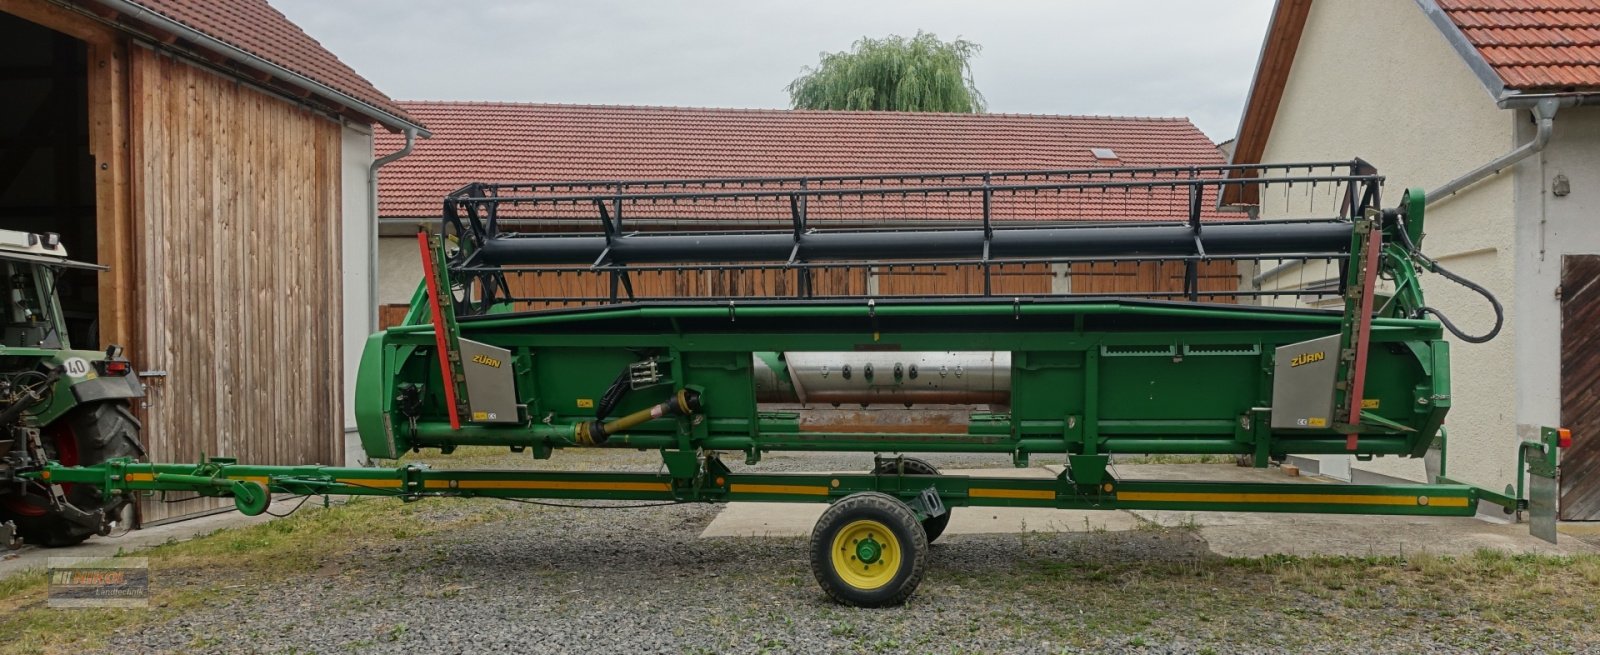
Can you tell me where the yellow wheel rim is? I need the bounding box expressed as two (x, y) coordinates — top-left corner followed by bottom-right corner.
(830, 519), (901, 590)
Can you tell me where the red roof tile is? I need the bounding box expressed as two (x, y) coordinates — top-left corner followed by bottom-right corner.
(97, 0), (418, 129)
(376, 102), (1226, 224)
(1438, 0), (1600, 90)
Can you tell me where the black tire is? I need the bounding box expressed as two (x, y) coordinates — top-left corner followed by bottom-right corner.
(871, 457), (951, 543)
(809, 491), (928, 607)
(9, 401), (143, 547)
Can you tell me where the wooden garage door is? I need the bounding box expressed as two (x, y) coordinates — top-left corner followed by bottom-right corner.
(504, 265), (870, 310)
(1071, 261), (1241, 300)
(875, 263), (1054, 296)
(129, 49), (343, 522)
(501, 260), (1241, 306)
(1561, 254), (1600, 520)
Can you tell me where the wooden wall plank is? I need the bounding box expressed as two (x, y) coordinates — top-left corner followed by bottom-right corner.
(88, 38), (136, 352)
(128, 48), (343, 521)
(0, 0), (114, 45)
(498, 259), (1238, 307)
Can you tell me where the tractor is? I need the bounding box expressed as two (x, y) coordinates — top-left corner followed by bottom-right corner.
(0, 229), (143, 547)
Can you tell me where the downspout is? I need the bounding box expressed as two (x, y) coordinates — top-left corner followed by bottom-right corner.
(368, 128), (416, 332)
(1424, 97), (1564, 206)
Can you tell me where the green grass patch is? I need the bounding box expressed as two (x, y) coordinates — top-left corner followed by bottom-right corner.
(939, 545), (1600, 650)
(0, 451), (529, 655)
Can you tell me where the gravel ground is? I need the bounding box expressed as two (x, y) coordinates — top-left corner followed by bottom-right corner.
(82, 450), (1598, 654)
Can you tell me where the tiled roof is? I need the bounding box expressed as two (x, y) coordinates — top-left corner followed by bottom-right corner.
(1224, 0), (1600, 205)
(1438, 0), (1600, 90)
(375, 102), (1225, 224)
(94, 0), (418, 129)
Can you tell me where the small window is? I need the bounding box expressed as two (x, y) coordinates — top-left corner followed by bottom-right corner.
(1090, 148), (1119, 160)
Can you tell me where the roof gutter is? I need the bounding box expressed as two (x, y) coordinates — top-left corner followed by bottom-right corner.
(1497, 92), (1600, 110)
(1425, 97), (1569, 206)
(90, 0), (430, 136)
(368, 128), (416, 331)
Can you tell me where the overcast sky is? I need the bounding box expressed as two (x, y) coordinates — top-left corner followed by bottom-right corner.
(271, 0), (1275, 142)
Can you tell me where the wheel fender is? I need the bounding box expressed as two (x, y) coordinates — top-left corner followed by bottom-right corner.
(67, 373), (145, 404)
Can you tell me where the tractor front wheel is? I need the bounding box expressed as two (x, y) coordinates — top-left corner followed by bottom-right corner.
(7, 401), (144, 547)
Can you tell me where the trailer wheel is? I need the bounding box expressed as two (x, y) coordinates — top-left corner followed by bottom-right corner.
(871, 457), (951, 543)
(8, 401), (143, 547)
(809, 491), (928, 607)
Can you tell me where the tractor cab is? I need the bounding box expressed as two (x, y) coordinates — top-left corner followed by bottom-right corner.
(0, 229), (102, 350)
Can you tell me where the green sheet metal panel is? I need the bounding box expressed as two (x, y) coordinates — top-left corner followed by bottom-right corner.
(1097, 345), (1260, 423)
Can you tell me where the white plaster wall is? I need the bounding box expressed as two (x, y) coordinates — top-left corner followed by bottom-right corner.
(379, 235), (424, 306)
(340, 124), (374, 443)
(1252, 0), (1518, 488)
(1514, 107), (1600, 444)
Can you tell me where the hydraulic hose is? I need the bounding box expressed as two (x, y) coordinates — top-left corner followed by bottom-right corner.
(595, 367), (632, 420)
(0, 368), (59, 426)
(574, 389), (702, 446)
(1395, 217), (1504, 344)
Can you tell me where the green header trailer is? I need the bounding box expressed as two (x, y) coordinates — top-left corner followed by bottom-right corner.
(26, 161), (1567, 606)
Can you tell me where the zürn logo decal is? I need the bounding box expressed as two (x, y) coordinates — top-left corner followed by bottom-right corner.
(1290, 351), (1325, 368)
(471, 354), (502, 368)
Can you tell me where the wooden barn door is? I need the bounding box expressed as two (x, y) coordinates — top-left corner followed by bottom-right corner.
(1561, 255), (1600, 520)
(128, 49), (344, 522)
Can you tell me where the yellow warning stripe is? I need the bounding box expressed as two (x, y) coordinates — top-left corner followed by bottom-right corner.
(970, 488), (1056, 500)
(1116, 490), (1470, 508)
(121, 473), (270, 486)
(728, 483), (830, 496)
(422, 479), (670, 492)
(335, 478), (405, 488)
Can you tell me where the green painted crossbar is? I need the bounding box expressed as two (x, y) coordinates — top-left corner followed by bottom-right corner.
(28, 457), (1480, 519)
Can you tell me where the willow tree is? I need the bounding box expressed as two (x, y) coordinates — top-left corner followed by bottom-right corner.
(787, 32), (986, 113)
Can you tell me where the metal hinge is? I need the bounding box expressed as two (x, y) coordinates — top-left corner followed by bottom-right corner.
(910, 485), (947, 520)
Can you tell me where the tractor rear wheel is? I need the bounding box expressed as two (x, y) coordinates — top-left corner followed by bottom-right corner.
(871, 457), (951, 543)
(7, 401), (143, 547)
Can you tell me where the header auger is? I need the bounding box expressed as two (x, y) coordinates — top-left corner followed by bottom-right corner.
(23, 161), (1557, 606)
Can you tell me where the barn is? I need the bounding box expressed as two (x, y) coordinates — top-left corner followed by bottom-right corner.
(0, 0), (426, 521)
